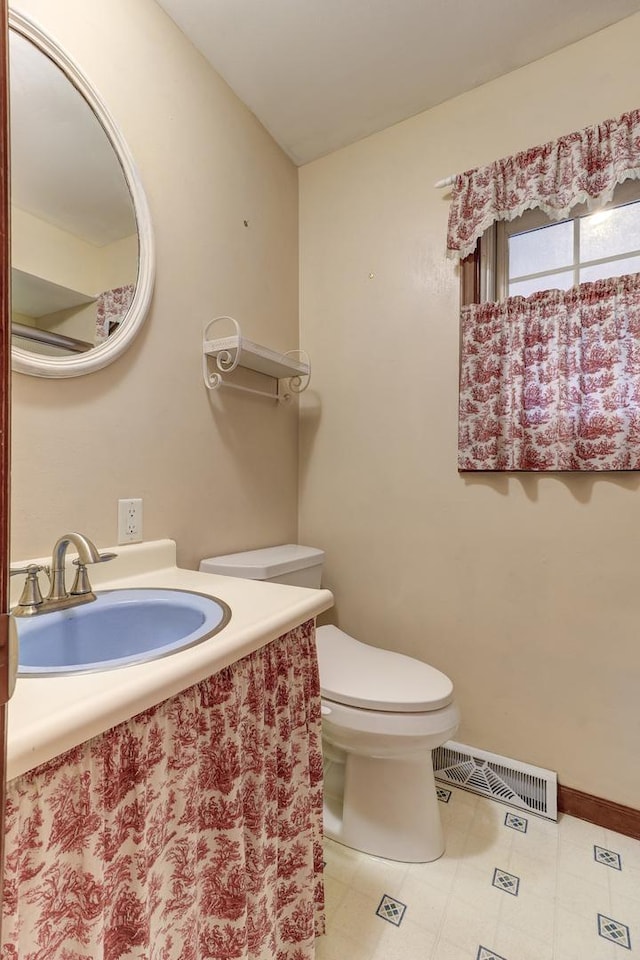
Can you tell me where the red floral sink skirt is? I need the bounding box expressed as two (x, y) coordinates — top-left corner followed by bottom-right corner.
(2, 620), (324, 960)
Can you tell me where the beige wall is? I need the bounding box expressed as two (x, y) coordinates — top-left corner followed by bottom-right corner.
(13, 207), (138, 294)
(99, 234), (138, 291)
(10, 0), (300, 569)
(12, 206), (101, 294)
(299, 15), (640, 807)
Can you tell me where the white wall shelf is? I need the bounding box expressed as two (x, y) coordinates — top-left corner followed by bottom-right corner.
(12, 267), (96, 318)
(202, 316), (310, 401)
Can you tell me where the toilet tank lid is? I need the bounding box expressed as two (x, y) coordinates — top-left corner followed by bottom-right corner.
(200, 544), (324, 580)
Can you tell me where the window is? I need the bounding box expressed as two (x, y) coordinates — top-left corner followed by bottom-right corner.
(467, 180), (640, 305)
(450, 109), (640, 470)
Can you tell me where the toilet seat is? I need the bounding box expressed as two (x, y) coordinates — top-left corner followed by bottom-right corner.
(315, 624), (453, 713)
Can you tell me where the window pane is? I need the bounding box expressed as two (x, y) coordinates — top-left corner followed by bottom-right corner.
(580, 255), (640, 284)
(509, 270), (575, 298)
(581, 201), (640, 261)
(509, 220), (573, 279)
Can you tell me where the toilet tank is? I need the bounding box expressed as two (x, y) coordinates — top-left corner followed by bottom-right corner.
(199, 544), (324, 588)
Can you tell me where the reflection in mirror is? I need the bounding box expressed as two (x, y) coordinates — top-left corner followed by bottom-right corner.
(9, 12), (154, 378)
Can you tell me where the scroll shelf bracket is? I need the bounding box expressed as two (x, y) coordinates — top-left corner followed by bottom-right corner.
(202, 316), (310, 402)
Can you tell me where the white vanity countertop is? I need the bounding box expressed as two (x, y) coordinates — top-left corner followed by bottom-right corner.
(8, 539), (333, 782)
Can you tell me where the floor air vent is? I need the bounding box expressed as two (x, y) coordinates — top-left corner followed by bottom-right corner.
(432, 741), (557, 820)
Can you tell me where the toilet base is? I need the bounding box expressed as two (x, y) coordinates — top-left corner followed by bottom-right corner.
(323, 751), (445, 863)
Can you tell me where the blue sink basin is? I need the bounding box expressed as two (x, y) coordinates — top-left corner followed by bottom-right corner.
(16, 588), (231, 676)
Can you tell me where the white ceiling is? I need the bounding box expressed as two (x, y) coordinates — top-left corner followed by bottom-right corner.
(155, 0), (640, 166)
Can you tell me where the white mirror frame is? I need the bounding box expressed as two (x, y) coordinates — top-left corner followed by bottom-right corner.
(9, 10), (155, 378)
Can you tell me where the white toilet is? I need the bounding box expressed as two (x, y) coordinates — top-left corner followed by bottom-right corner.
(199, 544), (459, 863)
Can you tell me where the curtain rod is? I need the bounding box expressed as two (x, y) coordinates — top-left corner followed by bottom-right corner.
(434, 175), (455, 189)
(12, 322), (93, 353)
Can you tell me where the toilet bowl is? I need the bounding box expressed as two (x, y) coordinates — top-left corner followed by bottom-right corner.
(199, 544), (459, 863)
(317, 624), (459, 862)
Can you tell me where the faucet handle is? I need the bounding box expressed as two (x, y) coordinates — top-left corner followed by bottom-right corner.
(70, 552), (117, 596)
(10, 563), (44, 577)
(11, 564), (45, 612)
(70, 561), (93, 597)
(70, 551), (117, 567)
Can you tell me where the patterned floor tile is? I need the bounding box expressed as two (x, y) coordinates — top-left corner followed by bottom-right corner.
(595, 845), (622, 870)
(477, 947), (508, 960)
(598, 914), (632, 950)
(492, 867), (520, 896)
(375, 894), (406, 926)
(505, 812), (528, 833)
(437, 787), (453, 803)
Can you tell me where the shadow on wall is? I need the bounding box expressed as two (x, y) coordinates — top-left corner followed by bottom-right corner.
(462, 471), (640, 503)
(298, 390), (322, 492)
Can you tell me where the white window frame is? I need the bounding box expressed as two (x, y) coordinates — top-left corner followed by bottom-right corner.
(480, 178), (640, 303)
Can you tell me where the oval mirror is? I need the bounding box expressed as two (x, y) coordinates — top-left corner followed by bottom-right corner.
(9, 11), (154, 378)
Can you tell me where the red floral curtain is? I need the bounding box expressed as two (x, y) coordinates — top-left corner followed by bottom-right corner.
(459, 274), (640, 470)
(1, 620), (324, 960)
(95, 284), (135, 343)
(447, 108), (640, 260)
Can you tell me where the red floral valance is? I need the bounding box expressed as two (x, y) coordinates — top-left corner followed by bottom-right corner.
(447, 108), (640, 259)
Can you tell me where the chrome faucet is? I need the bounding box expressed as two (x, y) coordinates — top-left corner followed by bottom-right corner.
(11, 532), (117, 617)
(47, 532), (102, 602)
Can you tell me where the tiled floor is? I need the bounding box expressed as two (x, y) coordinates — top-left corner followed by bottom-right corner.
(317, 784), (640, 960)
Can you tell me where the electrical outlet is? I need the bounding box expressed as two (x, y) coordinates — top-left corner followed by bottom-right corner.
(118, 498), (143, 544)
